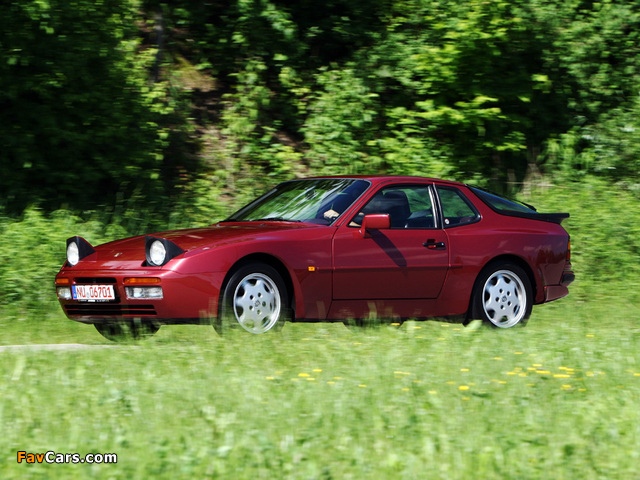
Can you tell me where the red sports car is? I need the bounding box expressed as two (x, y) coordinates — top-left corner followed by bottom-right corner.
(55, 176), (574, 340)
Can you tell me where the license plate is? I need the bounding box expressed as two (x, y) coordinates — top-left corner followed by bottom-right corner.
(72, 285), (115, 302)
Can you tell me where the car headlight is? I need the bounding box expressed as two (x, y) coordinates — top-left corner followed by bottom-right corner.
(66, 237), (95, 266)
(149, 240), (166, 266)
(67, 242), (80, 266)
(145, 236), (184, 267)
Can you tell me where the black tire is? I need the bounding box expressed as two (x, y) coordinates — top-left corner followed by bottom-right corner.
(94, 318), (160, 342)
(214, 262), (290, 335)
(470, 262), (532, 328)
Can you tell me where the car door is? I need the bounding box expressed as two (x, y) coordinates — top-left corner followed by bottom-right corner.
(332, 184), (450, 300)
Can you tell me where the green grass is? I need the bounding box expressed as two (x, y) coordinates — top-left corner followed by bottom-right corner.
(2, 291), (640, 479)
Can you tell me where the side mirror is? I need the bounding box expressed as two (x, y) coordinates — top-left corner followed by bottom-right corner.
(360, 214), (390, 238)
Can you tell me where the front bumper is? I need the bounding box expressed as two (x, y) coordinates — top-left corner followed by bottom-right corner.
(55, 269), (225, 325)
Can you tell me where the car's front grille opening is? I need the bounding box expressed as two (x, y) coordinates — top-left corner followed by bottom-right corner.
(65, 304), (157, 316)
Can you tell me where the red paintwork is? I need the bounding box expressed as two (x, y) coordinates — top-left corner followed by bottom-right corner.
(55, 176), (574, 325)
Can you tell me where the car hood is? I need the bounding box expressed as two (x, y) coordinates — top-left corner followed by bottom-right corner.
(96, 221), (324, 258)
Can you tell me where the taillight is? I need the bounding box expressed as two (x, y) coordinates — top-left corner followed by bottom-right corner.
(566, 238), (571, 262)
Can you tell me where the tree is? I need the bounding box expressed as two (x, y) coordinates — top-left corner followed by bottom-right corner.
(0, 0), (186, 213)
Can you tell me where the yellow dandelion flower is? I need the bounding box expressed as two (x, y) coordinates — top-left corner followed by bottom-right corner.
(459, 385), (470, 391)
(358, 384), (367, 388)
(298, 373), (310, 378)
(429, 390), (438, 395)
(561, 384), (572, 390)
(554, 374), (571, 379)
(460, 368), (470, 372)
(313, 369), (323, 373)
(494, 357), (503, 361)
(586, 334), (594, 338)
(327, 381), (336, 385)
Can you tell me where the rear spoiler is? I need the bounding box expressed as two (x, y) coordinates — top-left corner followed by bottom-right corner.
(497, 211), (570, 224)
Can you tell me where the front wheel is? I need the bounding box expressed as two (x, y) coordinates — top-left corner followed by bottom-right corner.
(470, 262), (532, 328)
(94, 319), (160, 342)
(215, 263), (290, 335)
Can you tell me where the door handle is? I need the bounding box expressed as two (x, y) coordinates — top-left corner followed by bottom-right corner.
(423, 240), (446, 250)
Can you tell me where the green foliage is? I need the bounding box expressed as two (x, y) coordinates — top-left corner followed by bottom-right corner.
(544, 95), (640, 185)
(522, 176), (640, 290)
(4, 0), (640, 210)
(0, 208), (122, 313)
(0, 0), (193, 213)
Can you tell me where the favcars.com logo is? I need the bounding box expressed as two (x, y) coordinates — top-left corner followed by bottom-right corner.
(17, 451), (117, 464)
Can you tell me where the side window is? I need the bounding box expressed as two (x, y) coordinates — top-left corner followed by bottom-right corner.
(436, 187), (480, 227)
(350, 185), (436, 229)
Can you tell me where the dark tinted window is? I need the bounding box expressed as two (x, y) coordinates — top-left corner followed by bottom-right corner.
(436, 187), (480, 227)
(470, 187), (536, 214)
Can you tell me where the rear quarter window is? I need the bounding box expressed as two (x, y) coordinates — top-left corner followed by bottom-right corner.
(436, 186), (480, 227)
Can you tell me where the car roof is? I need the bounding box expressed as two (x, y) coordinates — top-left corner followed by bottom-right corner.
(299, 175), (466, 187)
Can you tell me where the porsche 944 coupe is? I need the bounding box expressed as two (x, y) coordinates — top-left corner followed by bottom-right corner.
(55, 176), (574, 340)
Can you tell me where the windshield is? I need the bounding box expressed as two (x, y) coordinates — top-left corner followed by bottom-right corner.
(225, 178), (370, 225)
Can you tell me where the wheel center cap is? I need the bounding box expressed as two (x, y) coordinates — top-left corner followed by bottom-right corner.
(255, 300), (261, 307)
(501, 296), (508, 303)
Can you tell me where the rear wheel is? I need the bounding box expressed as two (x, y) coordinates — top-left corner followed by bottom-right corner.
(215, 263), (290, 335)
(470, 262), (532, 328)
(94, 319), (160, 342)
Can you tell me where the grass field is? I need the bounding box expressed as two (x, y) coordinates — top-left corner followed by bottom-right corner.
(2, 285), (640, 479)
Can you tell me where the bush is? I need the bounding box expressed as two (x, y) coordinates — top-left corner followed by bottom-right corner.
(522, 176), (640, 294)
